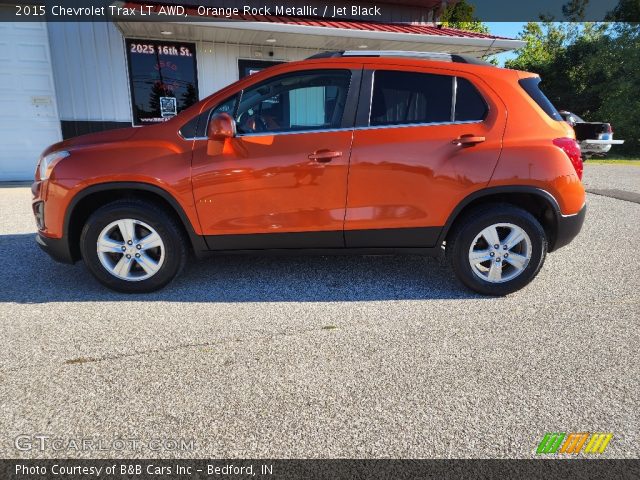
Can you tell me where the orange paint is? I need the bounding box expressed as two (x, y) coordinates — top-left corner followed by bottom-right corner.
(33, 55), (584, 241)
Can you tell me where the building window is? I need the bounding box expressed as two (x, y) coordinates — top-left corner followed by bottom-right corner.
(238, 59), (283, 79)
(125, 39), (199, 126)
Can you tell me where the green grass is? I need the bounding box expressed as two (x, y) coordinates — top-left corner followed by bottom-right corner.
(585, 157), (640, 166)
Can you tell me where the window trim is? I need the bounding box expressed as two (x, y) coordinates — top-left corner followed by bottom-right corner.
(220, 119), (485, 138)
(450, 76), (458, 122)
(181, 118), (486, 141)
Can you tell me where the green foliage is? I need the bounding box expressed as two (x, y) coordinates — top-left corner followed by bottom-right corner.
(440, 0), (490, 34)
(440, 0), (492, 62)
(562, 0), (588, 21)
(605, 0), (640, 21)
(505, 22), (640, 154)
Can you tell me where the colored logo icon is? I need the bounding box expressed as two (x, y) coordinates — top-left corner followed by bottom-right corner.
(536, 433), (613, 455)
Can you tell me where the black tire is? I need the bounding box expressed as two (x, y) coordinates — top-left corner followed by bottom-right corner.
(80, 199), (188, 293)
(447, 204), (547, 296)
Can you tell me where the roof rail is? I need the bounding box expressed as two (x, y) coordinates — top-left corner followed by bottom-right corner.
(306, 50), (493, 66)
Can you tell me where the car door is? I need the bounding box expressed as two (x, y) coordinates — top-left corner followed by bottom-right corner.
(191, 67), (360, 249)
(344, 64), (506, 247)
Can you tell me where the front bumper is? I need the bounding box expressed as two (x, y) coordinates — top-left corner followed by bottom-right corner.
(552, 203), (587, 252)
(36, 232), (75, 264)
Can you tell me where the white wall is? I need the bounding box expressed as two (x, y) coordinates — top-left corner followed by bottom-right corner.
(47, 22), (132, 123)
(47, 22), (320, 125)
(195, 42), (319, 98)
(0, 17), (62, 181)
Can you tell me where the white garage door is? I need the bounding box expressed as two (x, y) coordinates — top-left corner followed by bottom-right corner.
(0, 18), (61, 181)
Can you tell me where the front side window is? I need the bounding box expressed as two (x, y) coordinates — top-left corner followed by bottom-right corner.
(235, 70), (352, 135)
(369, 71), (488, 127)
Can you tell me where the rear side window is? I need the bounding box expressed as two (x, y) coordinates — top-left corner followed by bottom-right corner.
(370, 71), (452, 126)
(369, 71), (487, 126)
(519, 77), (562, 121)
(455, 77), (488, 122)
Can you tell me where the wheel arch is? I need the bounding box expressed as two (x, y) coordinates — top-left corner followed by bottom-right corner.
(64, 182), (208, 262)
(440, 186), (564, 252)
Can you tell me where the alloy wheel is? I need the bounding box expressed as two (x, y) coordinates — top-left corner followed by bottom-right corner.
(96, 219), (165, 281)
(468, 223), (532, 284)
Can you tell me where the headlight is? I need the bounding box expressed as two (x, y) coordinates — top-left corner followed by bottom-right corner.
(38, 151), (70, 180)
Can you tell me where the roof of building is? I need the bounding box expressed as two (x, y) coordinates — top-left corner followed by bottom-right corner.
(121, 2), (512, 41)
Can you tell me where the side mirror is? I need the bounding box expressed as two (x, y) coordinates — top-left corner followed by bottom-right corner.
(207, 112), (236, 141)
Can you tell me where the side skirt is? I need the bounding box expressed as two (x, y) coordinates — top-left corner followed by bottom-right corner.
(203, 227), (443, 256)
(198, 246), (443, 258)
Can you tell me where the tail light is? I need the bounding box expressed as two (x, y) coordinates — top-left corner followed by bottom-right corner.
(553, 137), (583, 180)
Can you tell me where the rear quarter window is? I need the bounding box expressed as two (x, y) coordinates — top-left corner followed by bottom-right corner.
(519, 77), (563, 121)
(454, 77), (488, 122)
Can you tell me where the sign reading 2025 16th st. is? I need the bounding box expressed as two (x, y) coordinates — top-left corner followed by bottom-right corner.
(125, 39), (199, 126)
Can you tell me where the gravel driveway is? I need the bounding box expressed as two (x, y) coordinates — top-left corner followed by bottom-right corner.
(0, 165), (638, 459)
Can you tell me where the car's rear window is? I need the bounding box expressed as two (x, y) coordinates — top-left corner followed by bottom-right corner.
(519, 77), (562, 121)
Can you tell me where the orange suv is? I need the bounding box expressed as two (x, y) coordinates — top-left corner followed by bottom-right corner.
(32, 51), (586, 295)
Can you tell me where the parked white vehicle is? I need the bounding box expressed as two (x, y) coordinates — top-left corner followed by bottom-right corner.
(560, 111), (624, 158)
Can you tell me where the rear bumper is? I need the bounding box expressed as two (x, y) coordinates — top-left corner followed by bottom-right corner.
(552, 204), (587, 252)
(36, 232), (75, 264)
(580, 143), (612, 155)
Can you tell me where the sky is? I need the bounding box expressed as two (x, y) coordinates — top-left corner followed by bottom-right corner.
(485, 22), (526, 65)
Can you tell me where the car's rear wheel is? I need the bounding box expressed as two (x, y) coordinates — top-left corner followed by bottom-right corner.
(80, 200), (187, 293)
(447, 204), (547, 296)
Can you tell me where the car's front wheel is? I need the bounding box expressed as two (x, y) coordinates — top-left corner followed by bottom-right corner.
(80, 200), (187, 293)
(447, 204), (548, 296)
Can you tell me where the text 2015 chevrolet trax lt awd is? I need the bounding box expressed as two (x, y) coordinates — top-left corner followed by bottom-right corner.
(33, 51), (586, 295)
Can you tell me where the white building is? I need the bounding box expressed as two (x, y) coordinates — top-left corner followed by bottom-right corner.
(0, 1), (523, 180)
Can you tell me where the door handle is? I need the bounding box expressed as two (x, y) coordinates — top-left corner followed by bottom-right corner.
(308, 149), (342, 163)
(452, 134), (486, 147)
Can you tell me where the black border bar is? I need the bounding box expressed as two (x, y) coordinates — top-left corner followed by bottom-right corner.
(2, 459), (640, 480)
(3, 1), (639, 22)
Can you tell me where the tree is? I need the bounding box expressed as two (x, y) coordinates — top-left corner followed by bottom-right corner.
(504, 22), (568, 72)
(148, 81), (174, 116)
(606, 0), (640, 21)
(181, 83), (198, 108)
(594, 23), (640, 153)
(439, 0), (490, 35)
(505, 19), (640, 154)
(439, 0), (494, 62)
(562, 0), (589, 21)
